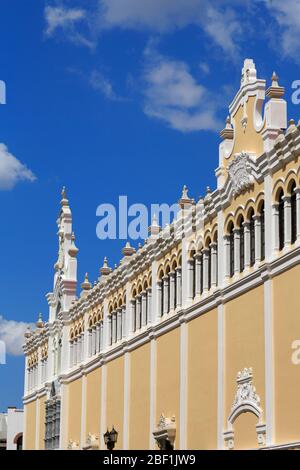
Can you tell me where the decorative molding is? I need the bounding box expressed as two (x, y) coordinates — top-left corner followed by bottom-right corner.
(67, 440), (80, 450)
(153, 414), (176, 450)
(82, 433), (99, 450)
(228, 152), (255, 196)
(224, 368), (266, 450)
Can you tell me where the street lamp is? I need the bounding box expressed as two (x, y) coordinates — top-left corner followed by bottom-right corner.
(103, 426), (118, 450)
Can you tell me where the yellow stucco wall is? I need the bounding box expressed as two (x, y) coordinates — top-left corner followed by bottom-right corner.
(24, 400), (36, 450)
(273, 264), (300, 445)
(224, 285), (265, 449)
(156, 328), (180, 449)
(67, 377), (82, 445)
(85, 368), (101, 439)
(129, 343), (151, 449)
(233, 412), (259, 450)
(106, 356), (124, 450)
(187, 309), (218, 449)
(38, 396), (46, 450)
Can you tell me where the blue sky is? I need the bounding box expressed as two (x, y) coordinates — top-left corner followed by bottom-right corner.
(1, 0), (300, 410)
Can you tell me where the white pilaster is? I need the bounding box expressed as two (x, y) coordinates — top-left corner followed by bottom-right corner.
(179, 321), (188, 449)
(123, 352), (130, 449)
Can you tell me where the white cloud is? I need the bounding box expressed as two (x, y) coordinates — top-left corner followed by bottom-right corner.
(0, 316), (34, 356)
(0, 143), (36, 190)
(45, 5), (94, 48)
(143, 47), (222, 132)
(89, 71), (120, 101)
(261, 0), (300, 59)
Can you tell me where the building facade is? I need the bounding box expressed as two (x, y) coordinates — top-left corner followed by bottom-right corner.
(0, 408), (24, 450)
(23, 59), (300, 450)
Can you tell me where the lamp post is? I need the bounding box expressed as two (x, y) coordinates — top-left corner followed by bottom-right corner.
(103, 426), (118, 451)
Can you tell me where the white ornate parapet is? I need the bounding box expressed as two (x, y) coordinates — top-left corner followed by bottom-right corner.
(82, 433), (99, 450)
(224, 368), (266, 450)
(153, 414), (176, 450)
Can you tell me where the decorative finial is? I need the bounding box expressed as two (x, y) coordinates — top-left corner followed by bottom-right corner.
(122, 241), (135, 257)
(61, 186), (69, 207)
(36, 313), (44, 329)
(81, 273), (92, 291)
(182, 185), (188, 199)
(220, 115), (234, 140)
(271, 71), (279, 87)
(100, 257), (111, 276)
(25, 326), (31, 339)
(178, 185), (193, 208)
(69, 232), (79, 257)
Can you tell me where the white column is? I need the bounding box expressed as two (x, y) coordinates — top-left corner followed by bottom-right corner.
(147, 288), (152, 324)
(100, 322), (104, 351)
(157, 281), (163, 318)
(117, 309), (122, 341)
(179, 321), (188, 449)
(69, 341), (73, 368)
(211, 243), (218, 288)
(243, 221), (251, 269)
(203, 248), (209, 292)
(78, 335), (82, 364)
(141, 292), (147, 327)
(122, 306), (126, 339)
(296, 188), (300, 245)
(233, 228), (240, 275)
(169, 272), (176, 310)
(88, 329), (92, 357)
(163, 276), (169, 314)
(195, 254), (202, 297)
(224, 235), (231, 280)
(136, 296), (141, 330)
(112, 313), (117, 344)
(283, 195), (291, 248)
(187, 260), (194, 301)
(176, 268), (182, 308)
(92, 327), (96, 354)
(272, 203), (279, 252)
(96, 324), (100, 353)
(130, 299), (136, 333)
(107, 314), (112, 347)
(254, 215), (262, 265)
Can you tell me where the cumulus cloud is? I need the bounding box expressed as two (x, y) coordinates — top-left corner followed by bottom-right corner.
(0, 316), (34, 356)
(45, 0), (243, 57)
(89, 71), (121, 101)
(44, 5), (94, 48)
(143, 46), (222, 132)
(261, 0), (300, 59)
(0, 143), (36, 190)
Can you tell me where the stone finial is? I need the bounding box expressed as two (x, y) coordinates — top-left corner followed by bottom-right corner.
(36, 313), (44, 329)
(100, 257), (111, 276)
(266, 71), (285, 99)
(220, 115), (234, 140)
(69, 232), (79, 257)
(61, 186), (69, 207)
(25, 326), (32, 339)
(148, 213), (160, 238)
(81, 273), (92, 291)
(286, 118), (297, 135)
(122, 241), (136, 257)
(241, 58), (257, 86)
(178, 185), (193, 209)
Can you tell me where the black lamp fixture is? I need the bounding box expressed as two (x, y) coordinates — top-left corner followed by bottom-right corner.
(103, 426), (118, 450)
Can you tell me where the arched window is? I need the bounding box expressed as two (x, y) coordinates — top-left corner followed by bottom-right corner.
(291, 181), (297, 245)
(278, 189), (285, 251)
(260, 202), (265, 261)
(239, 217), (245, 273)
(228, 222), (234, 278)
(249, 209), (255, 267)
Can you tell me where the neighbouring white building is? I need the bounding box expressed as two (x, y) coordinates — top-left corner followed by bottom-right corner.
(0, 408), (23, 450)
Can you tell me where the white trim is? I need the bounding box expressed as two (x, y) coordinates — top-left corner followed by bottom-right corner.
(123, 352), (130, 449)
(100, 365), (107, 450)
(264, 279), (274, 446)
(217, 303), (224, 449)
(179, 321), (188, 449)
(80, 374), (87, 449)
(59, 382), (68, 449)
(35, 397), (40, 450)
(149, 339), (156, 449)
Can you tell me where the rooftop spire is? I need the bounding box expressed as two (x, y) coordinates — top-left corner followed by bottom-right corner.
(61, 186), (69, 207)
